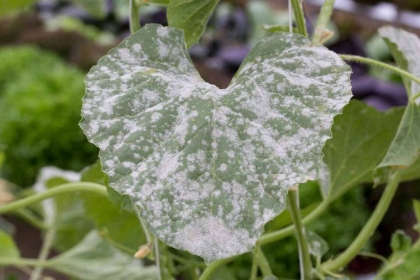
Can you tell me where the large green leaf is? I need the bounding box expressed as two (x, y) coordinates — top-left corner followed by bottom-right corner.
(167, 0), (219, 48)
(377, 27), (420, 168)
(323, 100), (404, 197)
(0, 229), (19, 259)
(48, 231), (157, 280)
(80, 24), (351, 262)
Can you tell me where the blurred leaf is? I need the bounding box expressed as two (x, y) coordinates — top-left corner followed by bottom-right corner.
(323, 100), (404, 197)
(262, 276), (278, 280)
(48, 231), (157, 280)
(378, 103), (420, 169)
(81, 164), (146, 250)
(0, 229), (19, 258)
(73, 0), (106, 19)
(378, 26), (420, 100)
(34, 167), (93, 251)
(391, 230), (412, 253)
(0, 0), (35, 17)
(379, 231), (420, 280)
(306, 230), (328, 261)
(377, 27), (420, 169)
(167, 0), (219, 47)
(210, 266), (236, 280)
(414, 200), (420, 224)
(141, 0), (169, 5)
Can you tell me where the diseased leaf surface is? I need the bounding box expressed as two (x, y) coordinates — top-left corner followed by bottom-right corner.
(378, 27), (420, 168)
(167, 0), (218, 47)
(81, 24), (351, 262)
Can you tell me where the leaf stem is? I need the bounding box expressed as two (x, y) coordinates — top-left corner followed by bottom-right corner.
(30, 225), (56, 280)
(0, 258), (49, 268)
(0, 183), (107, 214)
(312, 0), (335, 44)
(339, 54), (420, 103)
(14, 208), (46, 230)
(291, 0), (308, 37)
(259, 198), (330, 245)
(250, 247), (259, 280)
(129, 0), (141, 34)
(287, 187), (312, 280)
(256, 246), (272, 277)
(321, 170), (401, 272)
(198, 258), (235, 280)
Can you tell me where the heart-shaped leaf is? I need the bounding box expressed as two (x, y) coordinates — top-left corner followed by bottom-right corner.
(80, 24), (351, 262)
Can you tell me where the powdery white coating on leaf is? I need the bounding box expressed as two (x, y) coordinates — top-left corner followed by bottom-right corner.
(80, 24), (352, 263)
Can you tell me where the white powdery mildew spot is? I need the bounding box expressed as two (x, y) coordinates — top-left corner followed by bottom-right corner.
(80, 24), (352, 263)
(172, 216), (251, 263)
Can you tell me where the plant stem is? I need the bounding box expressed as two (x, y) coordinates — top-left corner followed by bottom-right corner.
(198, 258), (235, 280)
(287, 187), (312, 280)
(256, 246), (273, 277)
(291, 0), (308, 37)
(321, 171), (401, 272)
(340, 54), (420, 103)
(0, 183), (107, 214)
(30, 225), (56, 280)
(133, 204), (153, 245)
(130, 0), (141, 34)
(14, 208), (46, 230)
(250, 247), (259, 280)
(312, 0), (335, 44)
(0, 258), (49, 268)
(259, 198), (330, 245)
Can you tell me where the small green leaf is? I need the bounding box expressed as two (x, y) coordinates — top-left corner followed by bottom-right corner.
(0, 230), (19, 259)
(380, 231), (420, 280)
(167, 0), (219, 47)
(48, 231), (157, 280)
(378, 26), (420, 101)
(81, 24), (351, 262)
(323, 100), (404, 197)
(306, 230), (328, 261)
(391, 230), (412, 253)
(378, 103), (420, 168)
